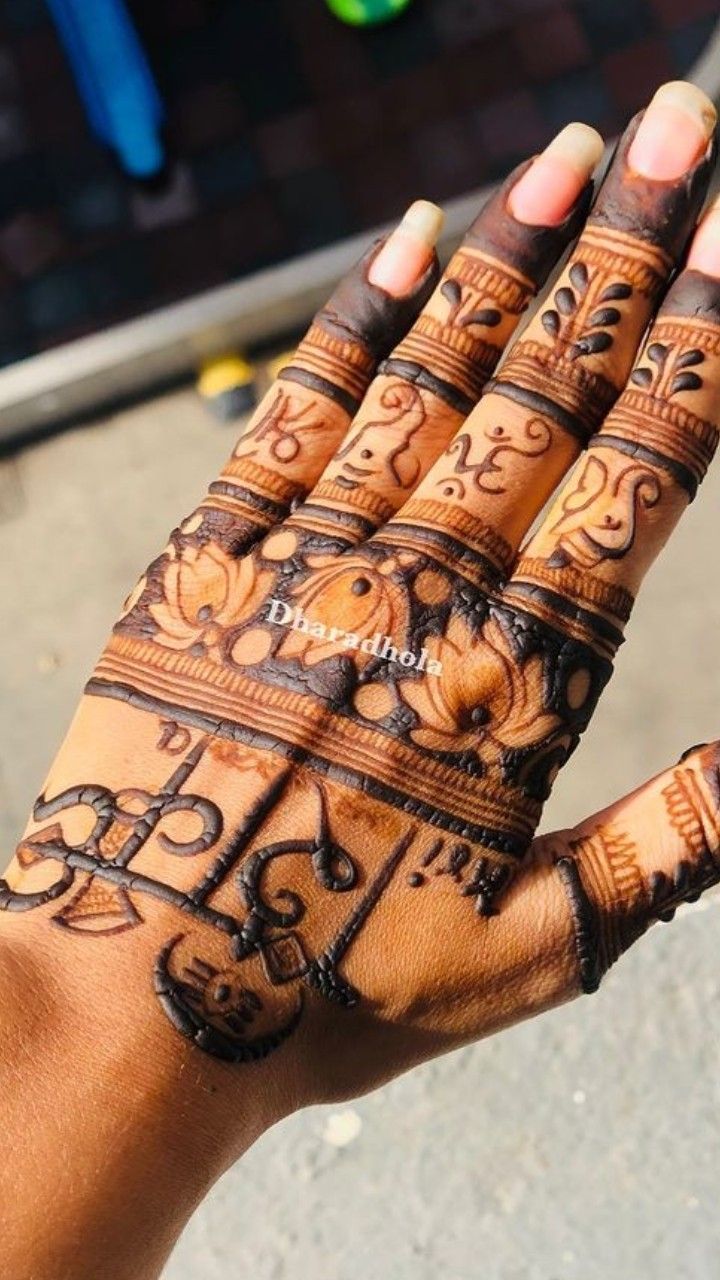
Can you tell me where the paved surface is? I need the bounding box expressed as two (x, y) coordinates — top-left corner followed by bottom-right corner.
(1, 386), (719, 1280)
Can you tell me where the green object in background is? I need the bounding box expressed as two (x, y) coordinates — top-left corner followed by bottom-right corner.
(325, 0), (413, 27)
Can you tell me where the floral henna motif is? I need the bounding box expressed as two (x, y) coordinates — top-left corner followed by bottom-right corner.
(540, 263), (630, 360)
(630, 339), (705, 399)
(379, 248), (536, 416)
(287, 164), (593, 546)
(96, 523), (611, 886)
(398, 610), (563, 765)
(375, 146), (593, 424)
(7, 113), (718, 1076)
(486, 230), (669, 446)
(484, 106), (713, 452)
(272, 551), (413, 671)
(485, 227), (669, 449)
(365, 114), (714, 600)
(597, 293), (720, 503)
(4, 534), (613, 1066)
(148, 542), (275, 656)
(440, 277), (502, 330)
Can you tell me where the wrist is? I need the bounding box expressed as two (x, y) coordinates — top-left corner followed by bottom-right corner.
(0, 911), (294, 1280)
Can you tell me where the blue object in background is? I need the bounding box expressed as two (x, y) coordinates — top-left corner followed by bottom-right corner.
(44, 0), (165, 177)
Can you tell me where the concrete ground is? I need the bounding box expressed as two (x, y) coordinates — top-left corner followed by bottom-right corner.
(1, 385), (719, 1280)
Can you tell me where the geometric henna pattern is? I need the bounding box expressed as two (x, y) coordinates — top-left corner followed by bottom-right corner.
(551, 751), (720, 996)
(554, 818), (720, 998)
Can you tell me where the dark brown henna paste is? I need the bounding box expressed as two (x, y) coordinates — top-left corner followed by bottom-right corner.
(485, 118), (715, 458)
(588, 113), (716, 258)
(464, 160), (593, 288)
(154, 934), (305, 1064)
(554, 855), (602, 994)
(304, 237), (440, 362)
(2, 751), (425, 1061)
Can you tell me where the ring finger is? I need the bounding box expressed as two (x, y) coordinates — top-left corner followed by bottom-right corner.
(504, 200), (720, 665)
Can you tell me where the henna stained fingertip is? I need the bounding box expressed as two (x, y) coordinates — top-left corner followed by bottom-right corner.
(464, 160), (594, 292)
(312, 234), (440, 361)
(588, 108), (716, 261)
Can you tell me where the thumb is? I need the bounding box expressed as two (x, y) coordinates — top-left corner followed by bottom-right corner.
(511, 743), (720, 1008)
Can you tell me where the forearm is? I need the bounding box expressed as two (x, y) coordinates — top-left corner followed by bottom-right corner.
(0, 911), (292, 1280)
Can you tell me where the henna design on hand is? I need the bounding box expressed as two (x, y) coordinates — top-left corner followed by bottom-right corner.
(540, 263), (628, 360)
(154, 936), (305, 1064)
(3, 500), (617, 1062)
(332, 381), (427, 492)
(440, 278), (502, 331)
(555, 819), (720, 995)
(507, 280), (720, 658)
(378, 248), (537, 416)
(235, 388), (325, 465)
(545, 746), (720, 997)
(5, 100), (720, 1082)
(96, 541), (611, 887)
(546, 456), (661, 570)
(433, 416), (552, 500)
(0, 737), (433, 1060)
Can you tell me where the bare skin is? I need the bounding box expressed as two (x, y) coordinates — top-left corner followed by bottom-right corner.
(3, 82), (720, 1280)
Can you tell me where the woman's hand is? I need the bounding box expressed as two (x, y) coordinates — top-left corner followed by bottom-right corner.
(2, 82), (720, 1277)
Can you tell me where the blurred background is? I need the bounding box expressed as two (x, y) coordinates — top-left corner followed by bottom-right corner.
(1, 2), (720, 1278)
(1, 0), (720, 435)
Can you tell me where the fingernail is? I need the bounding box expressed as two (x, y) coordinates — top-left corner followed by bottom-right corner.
(687, 196), (720, 278)
(628, 81), (716, 180)
(368, 200), (444, 296)
(507, 123), (604, 226)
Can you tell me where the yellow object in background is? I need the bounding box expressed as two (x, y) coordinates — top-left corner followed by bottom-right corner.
(196, 354), (257, 421)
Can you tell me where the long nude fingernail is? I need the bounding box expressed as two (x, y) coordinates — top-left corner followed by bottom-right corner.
(507, 123), (604, 226)
(628, 81), (716, 180)
(368, 200), (444, 296)
(687, 196), (720, 278)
